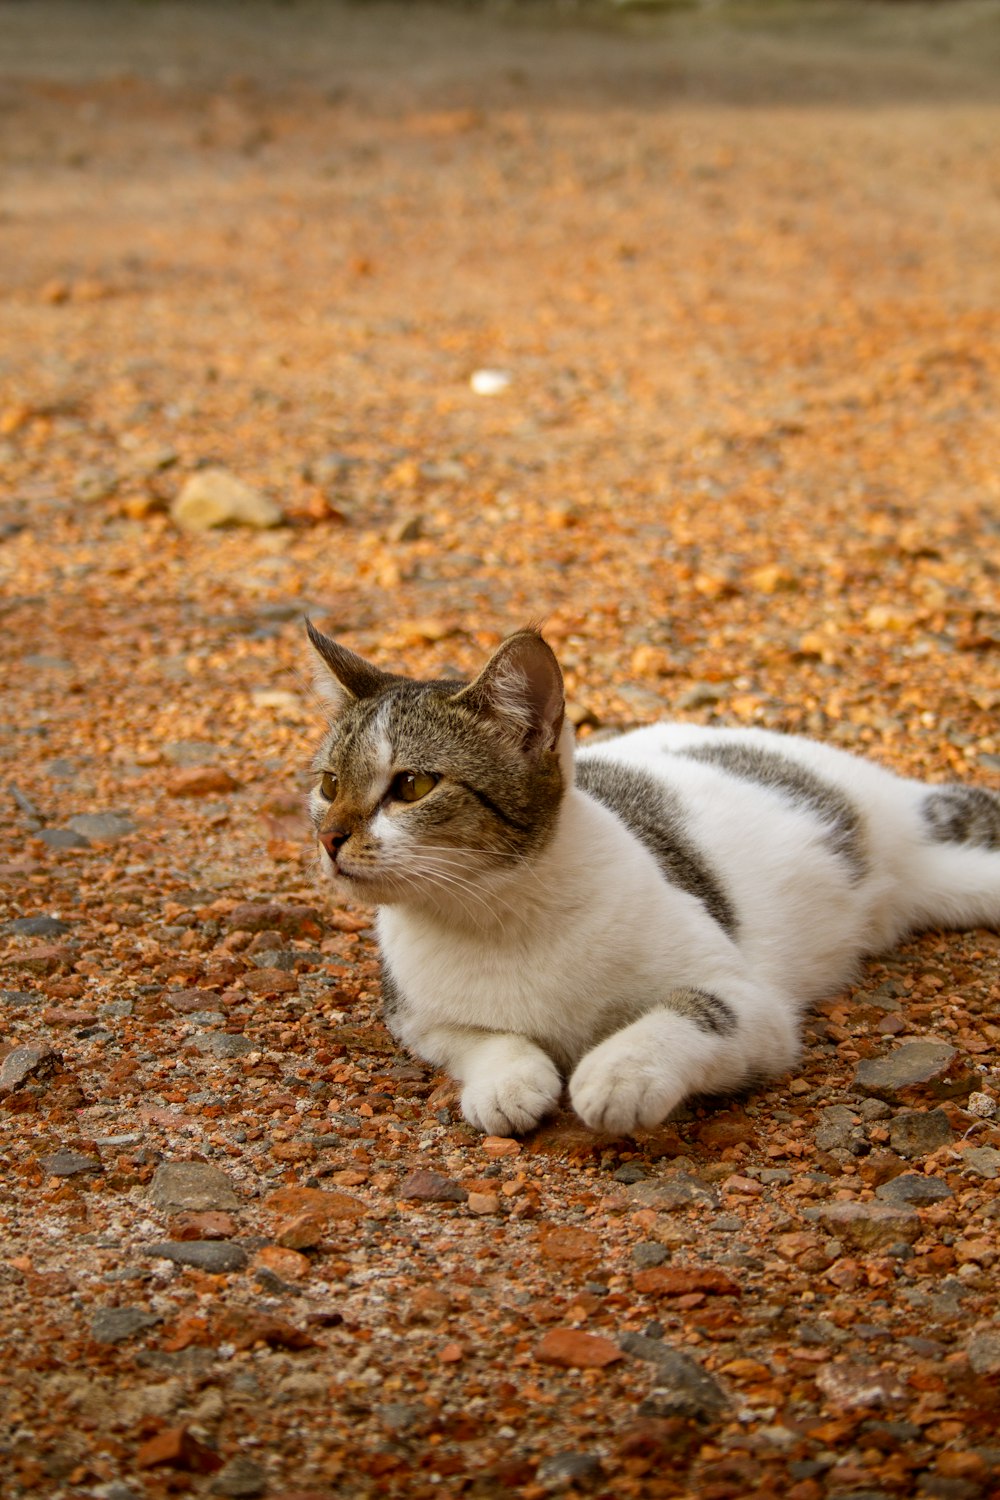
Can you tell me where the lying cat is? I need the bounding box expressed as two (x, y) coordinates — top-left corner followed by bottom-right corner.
(306, 623), (1000, 1137)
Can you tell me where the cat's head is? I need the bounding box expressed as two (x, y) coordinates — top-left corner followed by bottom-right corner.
(306, 624), (570, 916)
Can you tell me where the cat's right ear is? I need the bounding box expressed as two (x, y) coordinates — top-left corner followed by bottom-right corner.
(306, 620), (394, 715)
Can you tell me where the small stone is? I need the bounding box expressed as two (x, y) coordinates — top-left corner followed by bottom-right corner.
(264, 1185), (366, 1222)
(0, 1043), (59, 1093)
(226, 902), (322, 937)
(814, 1104), (861, 1152)
(470, 368), (511, 395)
(481, 1135), (522, 1158)
(625, 1337), (730, 1420)
(40, 1148), (100, 1177)
(150, 1161), (240, 1212)
(91, 1306), (160, 1344)
(536, 1451), (605, 1491)
(632, 1266), (741, 1297)
(136, 1425), (223, 1473)
(875, 1173), (952, 1206)
(962, 1146), (1000, 1179)
(633, 1242), (670, 1268)
(8, 942), (74, 975)
(888, 1108), (953, 1158)
(248, 949), (299, 971)
(536, 1328), (624, 1369)
(191, 1031), (255, 1059)
(210, 1455), (269, 1498)
(398, 1168), (468, 1203)
(66, 811), (135, 842)
(818, 1202), (921, 1249)
(466, 1191), (501, 1215)
(0, 991), (35, 1006)
(169, 1211), (239, 1241)
(967, 1092), (997, 1119)
(165, 988), (224, 1013)
(852, 1041), (974, 1102)
(967, 1330), (1000, 1375)
(627, 1173), (716, 1210)
(274, 1211), (326, 1250)
(37, 826), (91, 849)
(165, 767), (241, 797)
(253, 1245), (311, 1280)
(815, 1361), (907, 1411)
(2, 915), (70, 937)
(242, 968), (299, 996)
(171, 466), (283, 531)
(146, 1240), (248, 1273)
(613, 1163), (650, 1184)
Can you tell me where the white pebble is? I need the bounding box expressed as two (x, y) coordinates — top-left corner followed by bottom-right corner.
(470, 368), (511, 395)
(967, 1091), (997, 1119)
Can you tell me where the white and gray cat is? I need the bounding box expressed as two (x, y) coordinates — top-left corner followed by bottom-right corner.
(306, 623), (1000, 1137)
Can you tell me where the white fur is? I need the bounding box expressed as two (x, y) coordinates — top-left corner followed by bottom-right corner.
(372, 722), (999, 1135)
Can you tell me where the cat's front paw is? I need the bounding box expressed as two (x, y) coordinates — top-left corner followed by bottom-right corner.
(569, 1048), (684, 1135)
(461, 1054), (562, 1137)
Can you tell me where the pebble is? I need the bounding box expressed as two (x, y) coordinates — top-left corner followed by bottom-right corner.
(67, 812), (135, 843)
(191, 1031), (255, 1059)
(633, 1242), (670, 1268)
(165, 767), (241, 797)
(171, 466), (283, 530)
(852, 1040), (973, 1102)
(888, 1107), (953, 1159)
(37, 826), (91, 849)
(536, 1451), (605, 1491)
(40, 1148), (101, 1177)
(469, 368), (511, 395)
(625, 1336), (730, 1420)
(875, 1173), (952, 1206)
(814, 1361), (907, 1411)
(815, 1104), (864, 1153)
(967, 1091), (997, 1119)
(2, 914), (70, 937)
(398, 1168), (468, 1203)
(966, 1330), (1000, 1376)
(150, 1161), (241, 1212)
(90, 1306), (160, 1344)
(536, 1328), (624, 1369)
(226, 901), (322, 937)
(818, 1202), (921, 1248)
(145, 1239), (249, 1273)
(0, 991), (36, 1007)
(0, 1042), (59, 1093)
(209, 1455), (269, 1497)
(962, 1147), (1000, 1179)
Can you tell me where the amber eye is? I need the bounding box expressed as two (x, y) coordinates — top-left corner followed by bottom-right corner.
(391, 770), (438, 804)
(318, 772), (338, 801)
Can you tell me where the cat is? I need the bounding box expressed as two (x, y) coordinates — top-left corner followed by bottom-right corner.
(305, 622), (1000, 1137)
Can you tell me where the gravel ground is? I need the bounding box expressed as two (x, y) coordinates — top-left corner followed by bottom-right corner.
(1, 3), (999, 1497)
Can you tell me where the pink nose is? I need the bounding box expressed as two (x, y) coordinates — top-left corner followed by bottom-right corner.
(319, 829), (348, 859)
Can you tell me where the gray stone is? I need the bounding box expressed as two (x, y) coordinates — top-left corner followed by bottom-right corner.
(145, 1240), (248, 1273)
(40, 1148), (101, 1177)
(815, 1361), (906, 1411)
(962, 1147), (1000, 1180)
(150, 1161), (240, 1212)
(875, 1173), (952, 1206)
(37, 826), (90, 849)
(378, 1402), (429, 1434)
(624, 1335), (730, 1420)
(191, 1032), (255, 1059)
(67, 812), (135, 843)
(852, 1041), (972, 1101)
(171, 467), (283, 531)
(0, 1043), (59, 1093)
(632, 1242), (669, 1268)
(210, 1455), (269, 1497)
(248, 949), (299, 971)
(818, 1202), (921, 1249)
(888, 1108), (953, 1159)
(967, 1329), (1000, 1375)
(626, 1172), (716, 1211)
(815, 1104), (861, 1152)
(398, 1169), (467, 1203)
(0, 991), (36, 1006)
(91, 1306), (160, 1344)
(536, 1451), (604, 1490)
(612, 1163), (650, 1184)
(2, 915), (70, 937)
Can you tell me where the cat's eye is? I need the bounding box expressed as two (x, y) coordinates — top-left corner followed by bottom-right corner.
(318, 772), (338, 801)
(391, 770), (438, 804)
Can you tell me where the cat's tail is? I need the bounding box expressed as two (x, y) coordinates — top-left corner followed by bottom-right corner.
(890, 782), (1000, 936)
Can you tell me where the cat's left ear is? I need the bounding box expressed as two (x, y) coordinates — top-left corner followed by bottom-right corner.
(306, 620), (397, 714)
(456, 629), (564, 757)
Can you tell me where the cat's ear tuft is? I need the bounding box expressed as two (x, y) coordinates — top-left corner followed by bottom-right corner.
(306, 620), (394, 714)
(457, 629), (564, 756)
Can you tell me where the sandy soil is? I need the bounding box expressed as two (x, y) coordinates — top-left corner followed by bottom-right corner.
(1, 3), (999, 1497)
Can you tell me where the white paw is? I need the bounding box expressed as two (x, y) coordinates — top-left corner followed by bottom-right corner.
(569, 1049), (685, 1135)
(461, 1053), (562, 1136)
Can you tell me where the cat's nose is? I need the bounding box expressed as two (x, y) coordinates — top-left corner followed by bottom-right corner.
(319, 828), (349, 860)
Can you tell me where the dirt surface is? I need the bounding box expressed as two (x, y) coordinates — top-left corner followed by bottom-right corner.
(2, 3), (1000, 1496)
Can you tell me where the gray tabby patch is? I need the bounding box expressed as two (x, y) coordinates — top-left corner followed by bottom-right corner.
(676, 742), (869, 881)
(922, 786), (1000, 850)
(575, 758), (738, 937)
